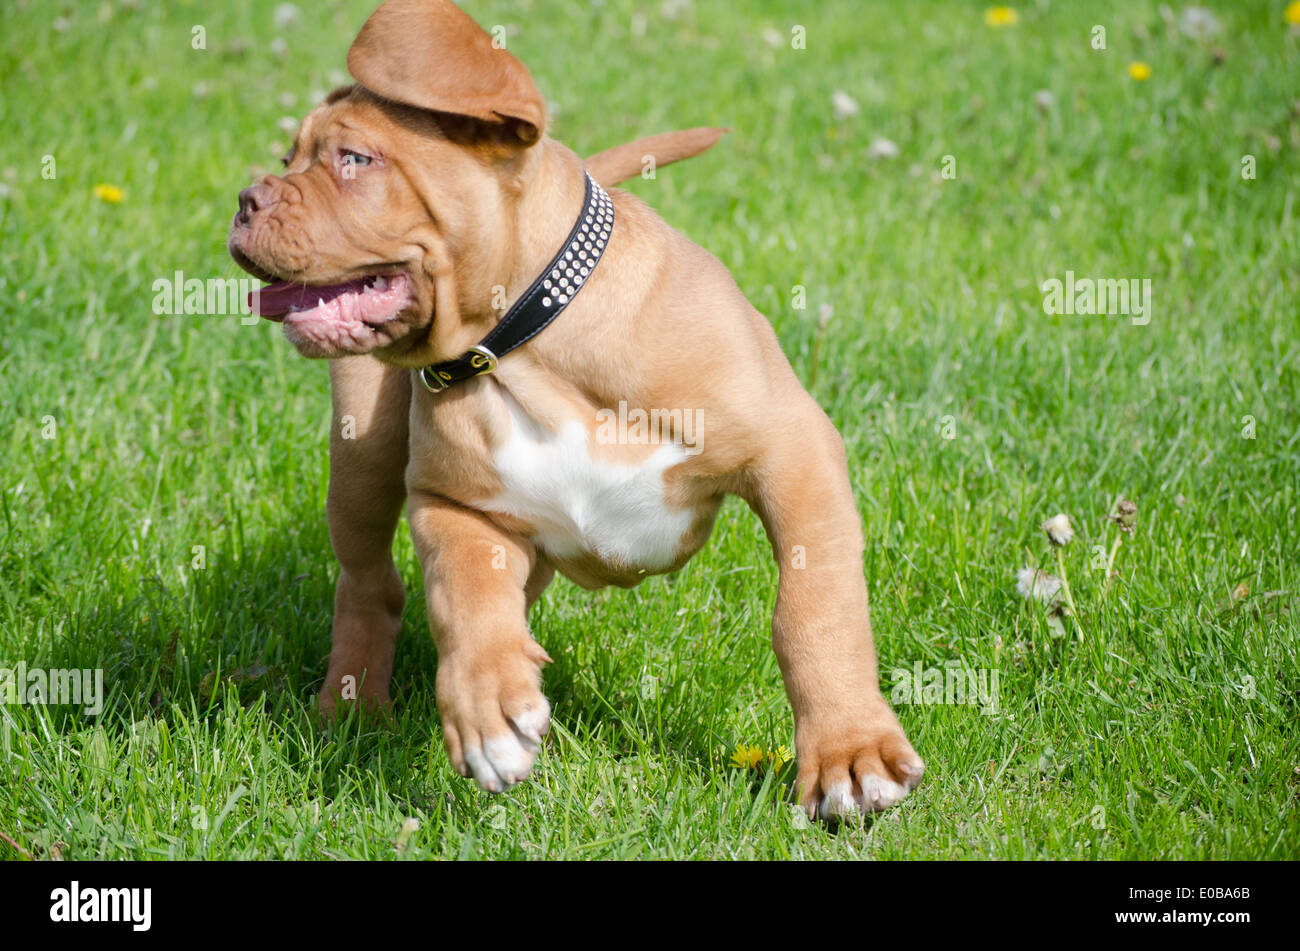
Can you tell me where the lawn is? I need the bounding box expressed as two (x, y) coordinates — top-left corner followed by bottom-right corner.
(1, 0), (1297, 860)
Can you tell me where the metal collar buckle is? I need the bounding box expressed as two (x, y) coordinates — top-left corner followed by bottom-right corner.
(466, 344), (498, 375)
(419, 344), (498, 394)
(419, 367), (451, 392)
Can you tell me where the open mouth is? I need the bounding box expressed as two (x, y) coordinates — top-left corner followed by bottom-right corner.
(249, 273), (413, 332)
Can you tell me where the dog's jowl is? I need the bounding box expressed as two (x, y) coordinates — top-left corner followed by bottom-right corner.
(227, 0), (923, 819)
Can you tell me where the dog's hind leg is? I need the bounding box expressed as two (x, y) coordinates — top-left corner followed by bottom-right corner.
(318, 355), (411, 716)
(742, 397), (925, 820)
(524, 557), (555, 612)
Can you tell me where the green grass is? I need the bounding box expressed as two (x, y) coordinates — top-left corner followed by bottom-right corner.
(2, 0), (1298, 860)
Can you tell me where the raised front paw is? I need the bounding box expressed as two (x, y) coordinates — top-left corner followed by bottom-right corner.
(436, 637), (553, 793)
(795, 694), (925, 820)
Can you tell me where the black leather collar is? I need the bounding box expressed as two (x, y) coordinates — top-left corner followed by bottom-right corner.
(419, 172), (614, 393)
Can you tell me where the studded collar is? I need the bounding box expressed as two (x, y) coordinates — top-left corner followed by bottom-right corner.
(419, 172), (614, 393)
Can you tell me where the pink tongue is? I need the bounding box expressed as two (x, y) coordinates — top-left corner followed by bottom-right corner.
(250, 279), (365, 319)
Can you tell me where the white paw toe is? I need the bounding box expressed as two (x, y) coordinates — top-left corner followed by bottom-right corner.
(483, 733), (538, 787)
(507, 697), (551, 744)
(818, 781), (858, 820)
(463, 731), (542, 792)
(464, 746), (505, 793)
(896, 758), (925, 792)
(858, 773), (907, 812)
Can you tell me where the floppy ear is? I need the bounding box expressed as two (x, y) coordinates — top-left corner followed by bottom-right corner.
(347, 0), (546, 146)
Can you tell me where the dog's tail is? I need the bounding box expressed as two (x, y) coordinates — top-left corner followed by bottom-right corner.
(584, 127), (728, 187)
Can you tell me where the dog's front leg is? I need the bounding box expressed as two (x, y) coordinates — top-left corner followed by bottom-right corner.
(746, 405), (925, 819)
(318, 356), (411, 716)
(408, 491), (553, 792)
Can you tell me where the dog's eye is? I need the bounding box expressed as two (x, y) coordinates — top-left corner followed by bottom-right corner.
(341, 150), (372, 168)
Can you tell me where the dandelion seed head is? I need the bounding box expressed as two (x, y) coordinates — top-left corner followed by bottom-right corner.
(1041, 513), (1075, 546)
(1110, 498), (1138, 533)
(1179, 7), (1221, 40)
(1016, 568), (1063, 604)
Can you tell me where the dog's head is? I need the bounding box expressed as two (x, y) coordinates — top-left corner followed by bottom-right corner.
(228, 0), (547, 362)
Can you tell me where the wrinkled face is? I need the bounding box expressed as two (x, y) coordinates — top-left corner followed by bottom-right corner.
(228, 86), (501, 360)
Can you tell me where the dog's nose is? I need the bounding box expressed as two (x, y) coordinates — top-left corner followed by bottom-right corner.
(236, 183), (274, 225)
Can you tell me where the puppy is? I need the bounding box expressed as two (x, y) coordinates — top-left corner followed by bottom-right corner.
(228, 0), (923, 819)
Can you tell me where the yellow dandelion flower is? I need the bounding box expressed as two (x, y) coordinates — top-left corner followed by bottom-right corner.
(766, 746), (793, 769)
(984, 6), (1019, 27)
(92, 183), (124, 203)
(1128, 61), (1152, 81)
(730, 744), (764, 769)
(1286, 2), (1300, 26)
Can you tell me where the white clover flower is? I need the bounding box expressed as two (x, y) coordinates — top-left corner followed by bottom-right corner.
(660, 0), (692, 21)
(832, 90), (860, 120)
(867, 137), (900, 160)
(274, 4), (302, 31)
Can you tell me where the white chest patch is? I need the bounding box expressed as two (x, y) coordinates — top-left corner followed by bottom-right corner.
(479, 397), (695, 569)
